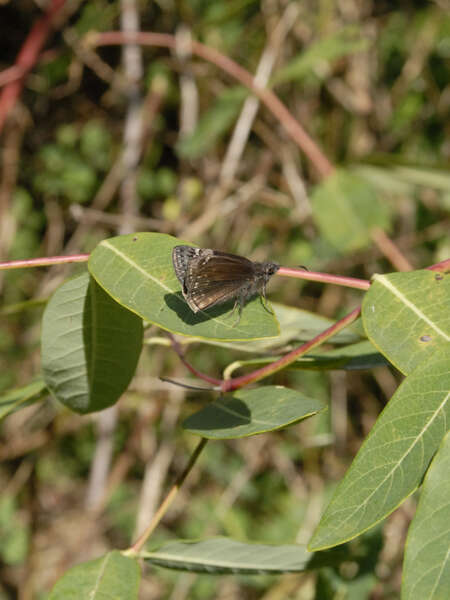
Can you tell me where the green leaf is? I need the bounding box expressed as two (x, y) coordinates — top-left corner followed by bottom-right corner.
(0, 380), (47, 421)
(183, 385), (324, 439)
(311, 169), (391, 253)
(143, 538), (313, 574)
(272, 27), (368, 86)
(0, 496), (29, 565)
(41, 273), (143, 414)
(402, 430), (450, 600)
(48, 550), (140, 599)
(309, 344), (450, 551)
(362, 269), (450, 375)
(88, 233), (279, 341)
(176, 87), (247, 159)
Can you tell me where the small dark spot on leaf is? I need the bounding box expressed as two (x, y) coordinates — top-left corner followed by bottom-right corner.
(420, 335), (432, 342)
(133, 236), (138, 241)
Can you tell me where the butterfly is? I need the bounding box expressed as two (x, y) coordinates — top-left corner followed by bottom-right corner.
(172, 245), (279, 320)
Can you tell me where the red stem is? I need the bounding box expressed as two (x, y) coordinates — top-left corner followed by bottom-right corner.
(427, 258), (450, 272)
(277, 267), (370, 290)
(221, 306), (362, 392)
(168, 334), (222, 386)
(0, 254), (89, 270)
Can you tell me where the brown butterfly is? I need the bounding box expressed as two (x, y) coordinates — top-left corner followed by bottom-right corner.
(172, 246), (279, 320)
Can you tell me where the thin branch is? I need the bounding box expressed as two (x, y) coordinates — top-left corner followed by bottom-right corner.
(221, 306), (362, 392)
(128, 437), (208, 554)
(220, 2), (300, 185)
(0, 254), (89, 271)
(428, 258), (450, 271)
(168, 333), (222, 387)
(119, 0), (144, 234)
(277, 267), (370, 290)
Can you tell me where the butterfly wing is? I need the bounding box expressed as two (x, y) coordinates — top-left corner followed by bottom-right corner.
(184, 251), (256, 312)
(172, 246), (198, 286)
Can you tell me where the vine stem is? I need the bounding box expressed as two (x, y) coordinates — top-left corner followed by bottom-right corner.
(168, 333), (222, 386)
(127, 437), (208, 555)
(221, 305), (362, 392)
(0, 254), (89, 270)
(277, 267), (370, 290)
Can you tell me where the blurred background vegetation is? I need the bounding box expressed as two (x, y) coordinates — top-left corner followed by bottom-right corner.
(0, 0), (449, 598)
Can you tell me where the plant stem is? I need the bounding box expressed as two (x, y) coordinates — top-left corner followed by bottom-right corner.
(221, 306), (362, 392)
(277, 267), (370, 290)
(127, 437), (208, 555)
(0, 254), (89, 270)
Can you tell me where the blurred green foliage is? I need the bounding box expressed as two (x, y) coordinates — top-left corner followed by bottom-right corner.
(33, 121), (113, 204)
(0, 1), (448, 598)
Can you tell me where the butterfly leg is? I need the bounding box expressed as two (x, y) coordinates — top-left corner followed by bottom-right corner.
(228, 297), (243, 327)
(260, 284), (274, 315)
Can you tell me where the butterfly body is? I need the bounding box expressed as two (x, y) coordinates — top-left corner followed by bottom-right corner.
(172, 245), (279, 316)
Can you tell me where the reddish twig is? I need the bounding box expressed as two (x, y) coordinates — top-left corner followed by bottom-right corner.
(277, 267), (370, 290)
(0, 0), (66, 133)
(0, 254), (89, 271)
(91, 31), (334, 179)
(168, 333), (222, 386)
(0, 65), (27, 88)
(428, 258), (450, 272)
(221, 306), (362, 392)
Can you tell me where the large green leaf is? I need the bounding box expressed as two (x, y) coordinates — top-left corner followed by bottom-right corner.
(88, 233), (279, 341)
(311, 169), (391, 253)
(402, 430), (450, 600)
(48, 551), (140, 599)
(41, 273), (143, 414)
(309, 344), (450, 551)
(363, 269), (450, 375)
(144, 538), (313, 574)
(183, 385), (324, 439)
